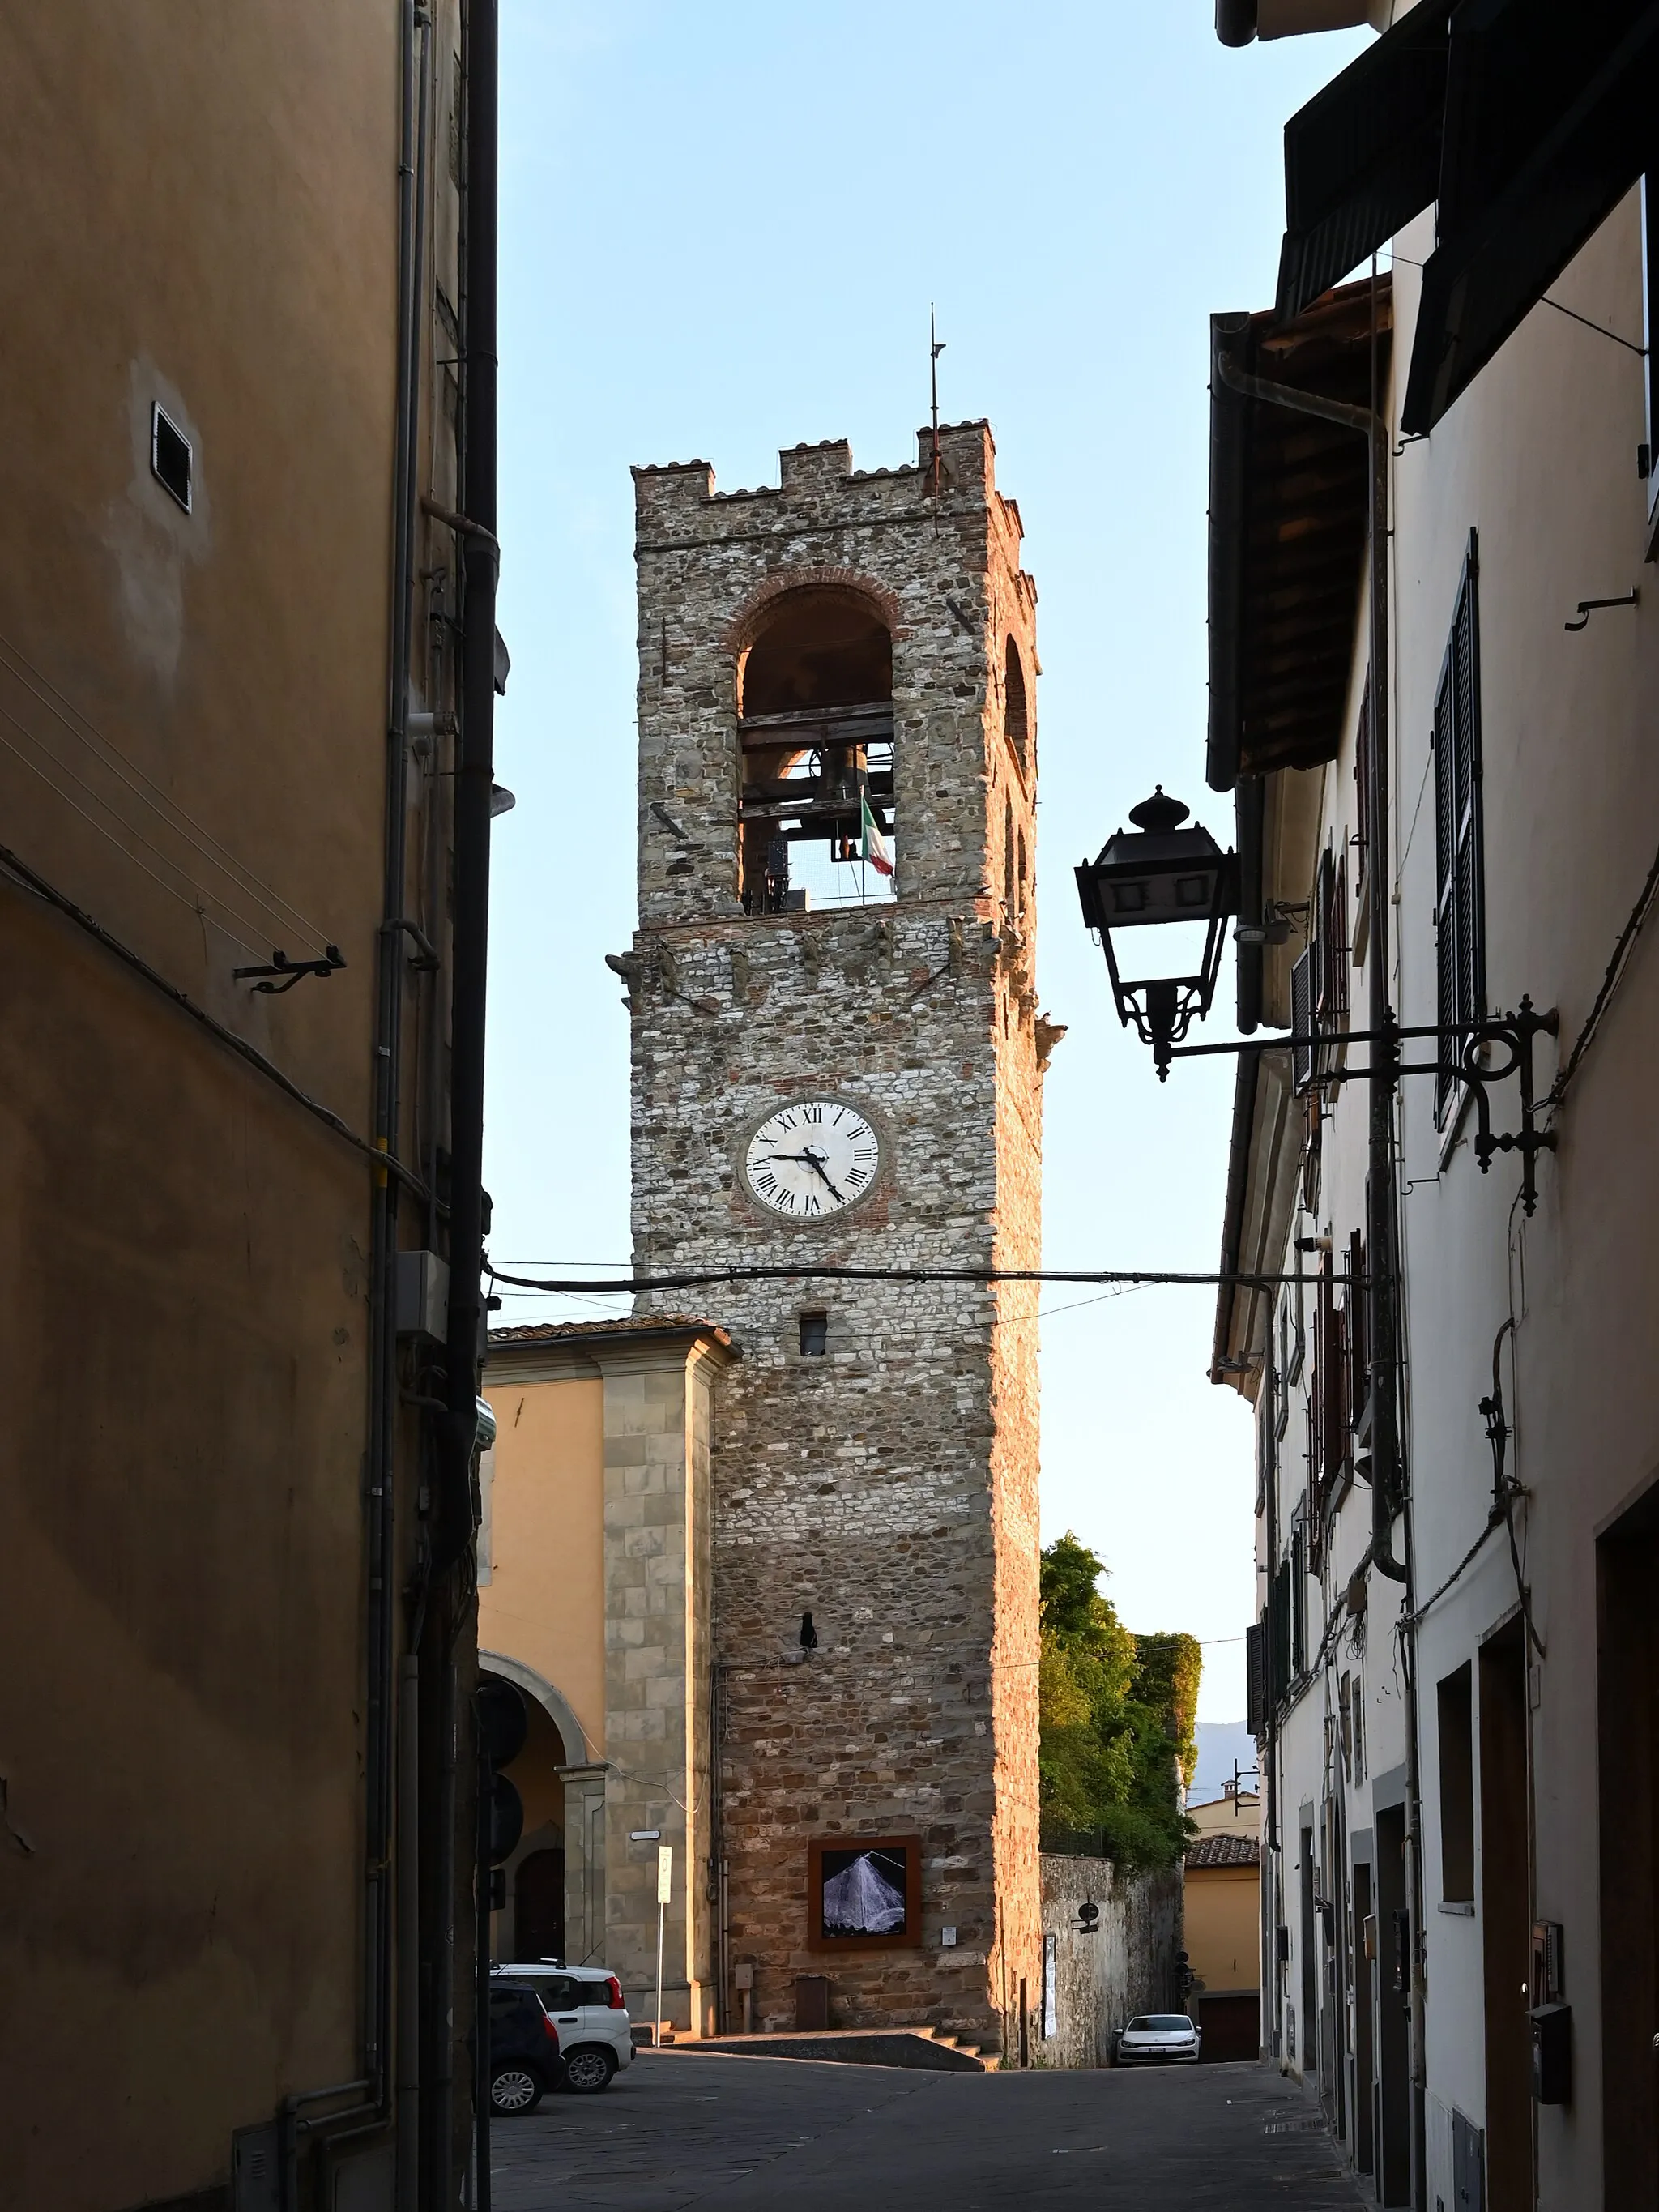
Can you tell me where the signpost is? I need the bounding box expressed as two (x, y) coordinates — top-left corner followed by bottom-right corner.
(655, 1844), (672, 2048)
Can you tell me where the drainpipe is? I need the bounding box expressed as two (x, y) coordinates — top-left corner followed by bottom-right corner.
(379, 5), (435, 2196)
(433, 4), (501, 2207)
(438, 0), (498, 1574)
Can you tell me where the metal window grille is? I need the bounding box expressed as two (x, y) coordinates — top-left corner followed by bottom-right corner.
(1434, 531), (1485, 1124)
(1290, 944), (1316, 1091)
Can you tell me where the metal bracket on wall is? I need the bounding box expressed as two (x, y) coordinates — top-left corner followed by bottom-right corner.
(1169, 999), (1559, 1215)
(233, 945), (346, 993)
(1564, 587), (1638, 632)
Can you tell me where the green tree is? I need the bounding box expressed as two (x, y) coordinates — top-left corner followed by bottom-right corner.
(1037, 1533), (1199, 1872)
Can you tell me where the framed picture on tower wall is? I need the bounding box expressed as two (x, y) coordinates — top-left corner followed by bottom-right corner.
(807, 1835), (922, 1952)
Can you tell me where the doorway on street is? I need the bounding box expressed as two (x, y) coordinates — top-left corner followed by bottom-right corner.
(1299, 1818), (1317, 2077)
(1479, 1616), (1532, 2212)
(516, 1847), (565, 1964)
(1599, 1487), (1659, 2210)
(1375, 1803), (1411, 2206)
(1350, 1846), (1375, 2178)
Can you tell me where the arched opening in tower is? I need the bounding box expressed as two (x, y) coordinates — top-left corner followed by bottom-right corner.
(1004, 637), (1029, 773)
(736, 586), (896, 913)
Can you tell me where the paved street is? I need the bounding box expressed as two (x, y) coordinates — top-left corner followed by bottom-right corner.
(489, 2052), (1362, 2211)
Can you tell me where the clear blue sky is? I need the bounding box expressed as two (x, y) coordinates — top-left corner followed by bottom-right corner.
(485, 2), (1367, 1723)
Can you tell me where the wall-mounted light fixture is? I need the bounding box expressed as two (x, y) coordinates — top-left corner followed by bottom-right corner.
(1074, 788), (1238, 1078)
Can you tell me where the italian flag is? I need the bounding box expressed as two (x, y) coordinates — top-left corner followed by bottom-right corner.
(860, 792), (893, 878)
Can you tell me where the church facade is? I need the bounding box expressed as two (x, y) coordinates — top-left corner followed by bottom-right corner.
(613, 424), (1051, 2049)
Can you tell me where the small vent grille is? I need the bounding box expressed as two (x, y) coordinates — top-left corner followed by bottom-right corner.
(151, 403), (192, 512)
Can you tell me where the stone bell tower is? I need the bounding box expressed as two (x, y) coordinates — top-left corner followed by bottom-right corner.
(617, 424), (1047, 2051)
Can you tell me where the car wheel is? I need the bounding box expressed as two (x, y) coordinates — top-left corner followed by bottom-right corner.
(561, 2045), (617, 2093)
(490, 2063), (545, 2116)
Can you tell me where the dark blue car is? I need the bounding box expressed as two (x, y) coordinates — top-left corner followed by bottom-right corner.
(488, 1980), (563, 2115)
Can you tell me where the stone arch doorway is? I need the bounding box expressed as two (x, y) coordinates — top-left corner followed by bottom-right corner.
(480, 1653), (583, 1963)
(514, 1846), (565, 1965)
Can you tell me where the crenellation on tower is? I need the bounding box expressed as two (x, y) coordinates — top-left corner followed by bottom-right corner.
(622, 421), (1045, 2051)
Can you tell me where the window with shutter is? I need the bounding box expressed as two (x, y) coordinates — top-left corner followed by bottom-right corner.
(1247, 1617), (1269, 1737)
(1290, 1516), (1307, 1676)
(1354, 681), (1372, 872)
(1346, 1228), (1369, 1444)
(1317, 847), (1348, 1038)
(1311, 1249), (1346, 1561)
(1434, 532), (1484, 1125)
(1291, 943), (1316, 1092)
(1271, 1557), (1292, 1706)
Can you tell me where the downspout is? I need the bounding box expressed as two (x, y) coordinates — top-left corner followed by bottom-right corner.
(391, 21), (433, 2212)
(1263, 1352), (1281, 2063)
(438, 0), (498, 1573)
(440, 3), (501, 2206)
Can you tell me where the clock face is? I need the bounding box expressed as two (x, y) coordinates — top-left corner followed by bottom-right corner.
(743, 1100), (881, 1219)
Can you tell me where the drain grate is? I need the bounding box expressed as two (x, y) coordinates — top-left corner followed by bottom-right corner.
(1261, 2116), (1328, 2135)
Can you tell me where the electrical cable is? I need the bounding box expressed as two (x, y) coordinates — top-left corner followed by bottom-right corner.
(489, 1262), (1328, 1296)
(0, 836), (426, 1201)
(0, 697), (339, 964)
(0, 626), (335, 950)
(1543, 831), (1659, 1117)
(0, 716), (262, 954)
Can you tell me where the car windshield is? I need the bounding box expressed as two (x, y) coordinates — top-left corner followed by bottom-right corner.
(1127, 2016), (1192, 2032)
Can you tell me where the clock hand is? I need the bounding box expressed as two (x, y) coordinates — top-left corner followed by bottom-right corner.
(799, 1146), (847, 1204)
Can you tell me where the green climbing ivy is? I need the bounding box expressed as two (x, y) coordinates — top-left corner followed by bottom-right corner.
(1038, 1531), (1201, 1872)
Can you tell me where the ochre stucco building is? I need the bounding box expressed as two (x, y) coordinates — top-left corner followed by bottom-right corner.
(2, 8), (493, 2210)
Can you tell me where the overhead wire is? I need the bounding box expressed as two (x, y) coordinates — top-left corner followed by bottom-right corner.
(0, 709), (295, 960)
(0, 627), (336, 950)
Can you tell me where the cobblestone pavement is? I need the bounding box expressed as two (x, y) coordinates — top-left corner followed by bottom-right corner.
(488, 2052), (1364, 2211)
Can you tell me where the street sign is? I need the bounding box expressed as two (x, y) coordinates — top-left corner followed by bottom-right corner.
(657, 1844), (673, 1903)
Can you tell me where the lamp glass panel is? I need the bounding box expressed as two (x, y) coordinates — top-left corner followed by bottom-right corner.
(1111, 916), (1215, 987)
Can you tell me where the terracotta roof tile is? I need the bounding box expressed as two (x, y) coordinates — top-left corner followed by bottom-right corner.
(1186, 1833), (1260, 1869)
(487, 1316), (731, 1347)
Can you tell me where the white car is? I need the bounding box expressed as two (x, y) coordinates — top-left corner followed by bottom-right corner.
(491, 1962), (634, 2091)
(1115, 2013), (1201, 2065)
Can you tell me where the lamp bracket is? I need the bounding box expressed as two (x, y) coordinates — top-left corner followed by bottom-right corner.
(233, 945), (347, 994)
(1169, 1001), (1559, 1215)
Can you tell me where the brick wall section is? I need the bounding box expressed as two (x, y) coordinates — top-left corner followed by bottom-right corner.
(621, 426), (1045, 2048)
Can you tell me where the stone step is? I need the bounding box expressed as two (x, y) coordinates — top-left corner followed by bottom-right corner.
(666, 2027), (995, 2073)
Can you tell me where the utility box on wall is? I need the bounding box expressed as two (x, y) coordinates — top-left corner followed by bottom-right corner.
(1450, 2108), (1484, 2211)
(1529, 2002), (1572, 2104)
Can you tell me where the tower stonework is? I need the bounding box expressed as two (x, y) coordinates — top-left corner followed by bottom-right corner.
(621, 425), (1045, 2048)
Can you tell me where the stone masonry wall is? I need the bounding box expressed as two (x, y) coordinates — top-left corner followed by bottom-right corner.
(621, 427), (1045, 2048)
(1037, 1855), (1183, 2070)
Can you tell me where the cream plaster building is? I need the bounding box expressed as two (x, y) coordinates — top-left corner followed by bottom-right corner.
(1202, 6), (1659, 2206)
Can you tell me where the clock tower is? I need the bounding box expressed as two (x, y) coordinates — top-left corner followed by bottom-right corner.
(619, 424), (1047, 2053)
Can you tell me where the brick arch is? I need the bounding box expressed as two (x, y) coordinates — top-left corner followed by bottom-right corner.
(723, 566), (908, 659)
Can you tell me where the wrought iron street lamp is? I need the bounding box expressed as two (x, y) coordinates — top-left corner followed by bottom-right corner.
(1074, 788), (1239, 1078)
